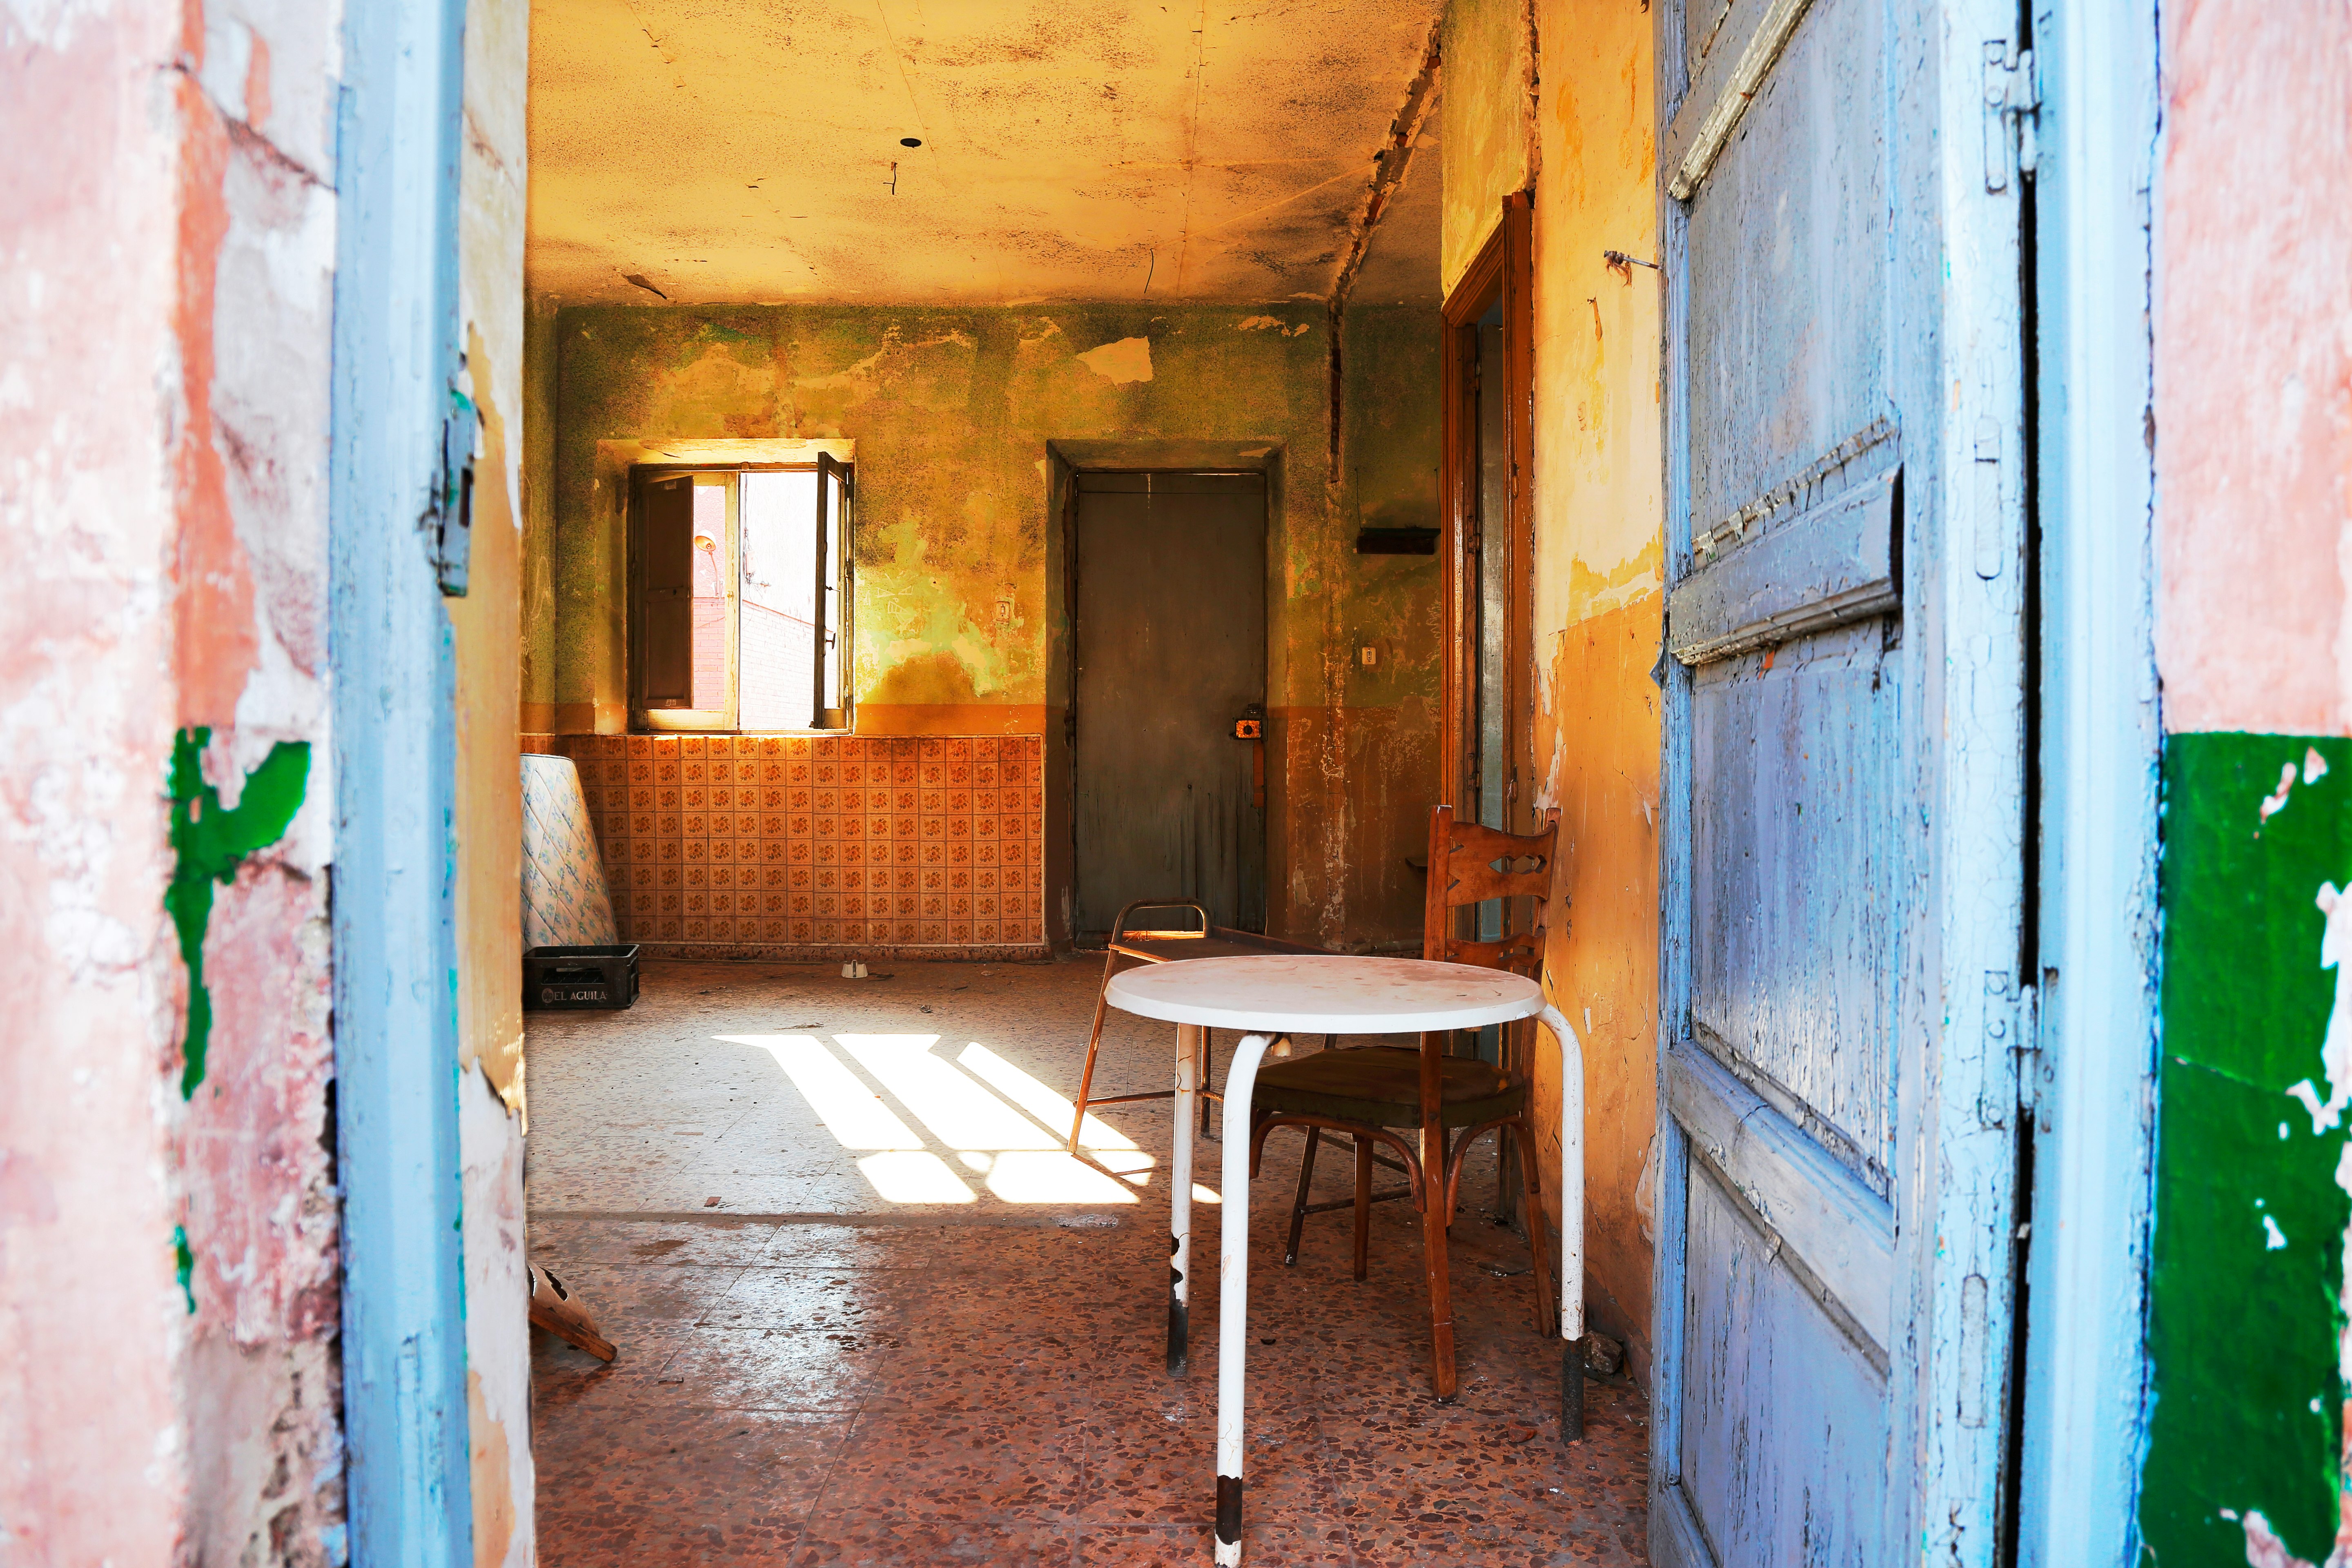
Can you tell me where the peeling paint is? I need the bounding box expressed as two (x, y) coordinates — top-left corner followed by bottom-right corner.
(174, 1225), (196, 1314)
(2145, 735), (2352, 1564)
(168, 728), (310, 1098)
(540, 301), (1443, 947)
(1076, 335), (1154, 383)
(525, 0), (1448, 306)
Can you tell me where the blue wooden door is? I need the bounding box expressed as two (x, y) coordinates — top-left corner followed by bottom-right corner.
(1651, 0), (2035, 1558)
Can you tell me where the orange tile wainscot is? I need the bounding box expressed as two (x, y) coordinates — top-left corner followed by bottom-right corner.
(520, 735), (1048, 960)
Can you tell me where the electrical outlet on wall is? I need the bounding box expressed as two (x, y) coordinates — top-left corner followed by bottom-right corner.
(1360, 645), (1377, 666)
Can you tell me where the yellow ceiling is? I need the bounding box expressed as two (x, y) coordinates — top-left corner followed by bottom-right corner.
(526, 0), (1443, 306)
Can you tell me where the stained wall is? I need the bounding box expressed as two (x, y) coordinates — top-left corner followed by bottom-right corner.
(1440, 0), (1534, 294)
(1440, 0), (1663, 1379)
(0, 0), (345, 1559)
(2138, 1), (2352, 1561)
(451, 0), (536, 1559)
(531, 302), (1442, 951)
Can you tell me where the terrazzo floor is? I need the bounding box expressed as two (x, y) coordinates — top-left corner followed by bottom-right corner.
(527, 956), (1650, 1566)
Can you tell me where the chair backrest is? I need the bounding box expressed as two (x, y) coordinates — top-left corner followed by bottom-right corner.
(1421, 804), (1560, 976)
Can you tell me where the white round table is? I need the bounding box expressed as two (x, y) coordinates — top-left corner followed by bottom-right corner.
(1104, 954), (1584, 1567)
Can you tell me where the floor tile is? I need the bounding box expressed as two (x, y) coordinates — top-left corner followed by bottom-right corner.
(825, 1410), (1085, 1521)
(1076, 1523), (1353, 1565)
(530, 960), (1649, 1568)
(786, 1516), (1075, 1566)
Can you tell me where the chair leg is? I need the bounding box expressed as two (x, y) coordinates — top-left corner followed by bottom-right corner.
(1199, 1028), (1220, 1143)
(1422, 1140), (1458, 1400)
(1495, 1124), (1518, 1225)
(1068, 948), (1123, 1151)
(1512, 1114), (1558, 1339)
(1419, 1032), (1457, 1400)
(1352, 1134), (1372, 1281)
(1283, 1127), (1321, 1266)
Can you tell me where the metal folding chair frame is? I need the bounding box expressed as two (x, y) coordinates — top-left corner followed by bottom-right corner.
(1067, 898), (1336, 1152)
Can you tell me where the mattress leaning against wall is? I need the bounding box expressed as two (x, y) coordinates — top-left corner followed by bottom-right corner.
(520, 753), (619, 948)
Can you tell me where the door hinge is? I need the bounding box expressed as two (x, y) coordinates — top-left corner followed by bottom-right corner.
(2014, 980), (2042, 1114)
(1982, 42), (2041, 193)
(1978, 970), (2017, 1129)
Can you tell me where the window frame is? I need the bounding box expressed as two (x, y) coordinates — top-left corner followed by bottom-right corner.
(626, 460), (855, 733)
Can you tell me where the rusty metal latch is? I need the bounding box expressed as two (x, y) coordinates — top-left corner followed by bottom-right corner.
(1235, 705), (1267, 809)
(429, 382), (478, 597)
(1982, 42), (2041, 194)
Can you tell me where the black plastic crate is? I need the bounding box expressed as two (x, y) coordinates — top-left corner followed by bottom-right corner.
(523, 945), (640, 1011)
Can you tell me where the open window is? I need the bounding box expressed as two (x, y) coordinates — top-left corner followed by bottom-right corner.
(630, 455), (853, 731)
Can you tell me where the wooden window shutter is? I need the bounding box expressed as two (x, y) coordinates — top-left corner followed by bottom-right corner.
(641, 475), (695, 705)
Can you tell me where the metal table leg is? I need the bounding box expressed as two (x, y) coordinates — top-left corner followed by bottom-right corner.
(1169, 1022), (1197, 1375)
(1537, 1004), (1586, 1440)
(1215, 1032), (1280, 1567)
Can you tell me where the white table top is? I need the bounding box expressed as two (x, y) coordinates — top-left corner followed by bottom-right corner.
(1105, 953), (1546, 1035)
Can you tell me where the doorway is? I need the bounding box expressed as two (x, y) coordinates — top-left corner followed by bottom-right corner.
(1069, 470), (1268, 942)
(1441, 196), (1535, 1077)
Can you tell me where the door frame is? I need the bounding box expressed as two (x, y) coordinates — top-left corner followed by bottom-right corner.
(329, 0), (477, 1557)
(1439, 194), (1535, 824)
(2008, 0), (2164, 1555)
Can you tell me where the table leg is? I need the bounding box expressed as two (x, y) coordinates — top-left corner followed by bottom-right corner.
(1216, 1032), (1279, 1566)
(1536, 1004), (1586, 1441)
(1169, 1023), (1197, 1376)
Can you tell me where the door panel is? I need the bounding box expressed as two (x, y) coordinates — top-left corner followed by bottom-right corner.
(1681, 1160), (1890, 1566)
(1688, 613), (1900, 1190)
(1655, 0), (2030, 1548)
(1684, 0), (1889, 535)
(1071, 472), (1266, 940)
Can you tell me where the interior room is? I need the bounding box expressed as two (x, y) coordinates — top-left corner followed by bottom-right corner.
(506, 0), (1660, 1561)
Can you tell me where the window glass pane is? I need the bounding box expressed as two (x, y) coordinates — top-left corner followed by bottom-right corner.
(689, 483), (729, 711)
(821, 467), (844, 714)
(739, 470), (819, 730)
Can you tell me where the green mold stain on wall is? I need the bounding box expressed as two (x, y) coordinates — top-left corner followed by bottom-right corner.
(168, 728), (311, 1099)
(2144, 732), (2352, 1564)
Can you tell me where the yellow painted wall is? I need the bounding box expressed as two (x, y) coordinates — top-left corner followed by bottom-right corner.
(1442, 0), (1662, 1379)
(1530, 0), (1661, 1381)
(451, 0), (534, 1559)
(1439, 0), (1533, 293)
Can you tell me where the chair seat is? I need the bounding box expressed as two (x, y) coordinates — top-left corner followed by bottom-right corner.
(1254, 1045), (1527, 1130)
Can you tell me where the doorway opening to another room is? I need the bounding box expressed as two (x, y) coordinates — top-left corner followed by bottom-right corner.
(1440, 196), (1536, 1085)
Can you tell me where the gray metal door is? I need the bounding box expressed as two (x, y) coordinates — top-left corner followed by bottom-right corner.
(1071, 472), (1267, 941)
(1653, 0), (2033, 1558)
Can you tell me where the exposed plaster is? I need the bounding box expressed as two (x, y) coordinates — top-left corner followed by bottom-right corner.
(1076, 336), (1154, 383)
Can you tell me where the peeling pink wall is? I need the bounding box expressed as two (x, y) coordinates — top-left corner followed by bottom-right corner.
(2, 2), (345, 1560)
(2154, 0), (2352, 735)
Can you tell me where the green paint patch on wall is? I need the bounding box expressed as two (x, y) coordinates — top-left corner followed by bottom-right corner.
(2144, 731), (2352, 1564)
(167, 729), (310, 1099)
(173, 1224), (195, 1314)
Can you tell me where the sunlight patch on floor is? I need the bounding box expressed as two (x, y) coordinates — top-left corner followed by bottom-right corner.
(719, 1029), (1155, 1205)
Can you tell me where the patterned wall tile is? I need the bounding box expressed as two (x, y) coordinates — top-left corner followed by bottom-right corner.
(524, 733), (1049, 958)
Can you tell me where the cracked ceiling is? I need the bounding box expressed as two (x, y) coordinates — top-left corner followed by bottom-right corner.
(526, 0), (1443, 306)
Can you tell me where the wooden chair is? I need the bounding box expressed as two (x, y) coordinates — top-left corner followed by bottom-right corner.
(1245, 804), (1561, 1400)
